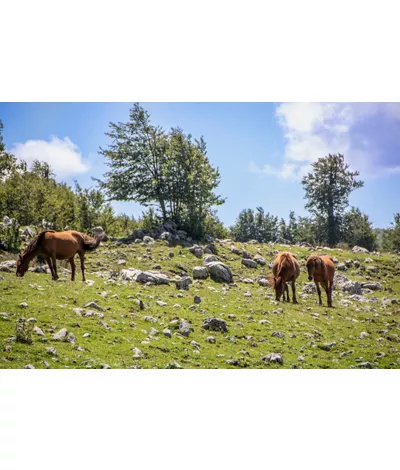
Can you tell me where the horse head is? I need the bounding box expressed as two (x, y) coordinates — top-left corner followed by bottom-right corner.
(274, 276), (285, 301)
(16, 254), (29, 277)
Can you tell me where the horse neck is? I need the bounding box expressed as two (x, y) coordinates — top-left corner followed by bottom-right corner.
(21, 249), (39, 265)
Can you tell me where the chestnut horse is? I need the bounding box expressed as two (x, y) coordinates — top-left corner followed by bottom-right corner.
(305, 254), (335, 307)
(16, 230), (101, 281)
(270, 251), (300, 303)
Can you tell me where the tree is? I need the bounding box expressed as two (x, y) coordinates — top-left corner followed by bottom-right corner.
(230, 207), (278, 243)
(97, 104), (224, 239)
(383, 213), (400, 252)
(302, 154), (364, 246)
(342, 207), (377, 251)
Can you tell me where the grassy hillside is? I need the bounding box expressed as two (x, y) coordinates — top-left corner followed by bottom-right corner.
(1, 237), (400, 369)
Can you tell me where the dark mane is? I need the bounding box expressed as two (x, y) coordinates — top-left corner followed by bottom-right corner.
(22, 231), (53, 257)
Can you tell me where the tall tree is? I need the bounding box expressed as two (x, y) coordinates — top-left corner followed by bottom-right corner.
(342, 207), (377, 251)
(302, 154), (363, 246)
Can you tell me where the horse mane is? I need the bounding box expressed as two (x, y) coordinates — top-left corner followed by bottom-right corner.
(22, 231), (53, 257)
(277, 252), (295, 277)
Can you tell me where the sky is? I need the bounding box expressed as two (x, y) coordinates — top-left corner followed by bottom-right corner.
(0, 102), (399, 229)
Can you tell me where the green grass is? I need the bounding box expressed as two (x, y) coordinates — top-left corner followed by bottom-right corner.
(1, 239), (400, 369)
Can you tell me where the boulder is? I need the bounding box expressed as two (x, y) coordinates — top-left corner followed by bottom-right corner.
(189, 245), (203, 258)
(22, 226), (35, 238)
(119, 268), (142, 281)
(136, 271), (170, 285)
(193, 266), (209, 280)
(143, 236), (155, 245)
(175, 276), (192, 290)
(241, 258), (257, 269)
(206, 261), (233, 283)
(352, 245), (369, 254)
(202, 317), (228, 333)
(361, 282), (383, 291)
(254, 254), (266, 266)
(203, 254), (219, 264)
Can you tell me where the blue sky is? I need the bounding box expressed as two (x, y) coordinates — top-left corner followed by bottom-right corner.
(0, 102), (399, 228)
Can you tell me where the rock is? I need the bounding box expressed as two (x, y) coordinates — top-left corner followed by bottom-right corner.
(203, 254), (219, 264)
(120, 268), (142, 281)
(3, 216), (11, 225)
(149, 328), (158, 336)
(241, 258), (257, 269)
(254, 254), (266, 266)
(359, 362), (372, 369)
(132, 347), (144, 358)
(92, 226), (108, 241)
(352, 246), (369, 254)
(52, 328), (68, 341)
(189, 245), (203, 258)
(202, 317), (228, 333)
(20, 302), (28, 308)
(156, 300), (167, 307)
(99, 321), (112, 331)
(165, 361), (183, 369)
(67, 332), (76, 344)
(0, 260), (17, 272)
(84, 301), (104, 311)
(337, 263), (347, 271)
(262, 353), (283, 364)
(136, 271), (170, 285)
(194, 296), (201, 304)
(193, 266), (209, 280)
(231, 247), (243, 256)
(320, 342), (336, 351)
(83, 333), (91, 338)
(258, 278), (269, 287)
(101, 364), (111, 369)
(298, 356), (306, 362)
(175, 277), (192, 290)
(302, 282), (316, 294)
(143, 316), (157, 323)
(116, 259), (126, 265)
(207, 336), (216, 344)
(190, 340), (200, 350)
(179, 319), (193, 337)
(73, 308), (104, 319)
(163, 328), (172, 338)
(34, 326), (45, 336)
(206, 262), (233, 283)
(359, 331), (369, 339)
(22, 226), (35, 238)
(143, 236), (155, 245)
(242, 250), (252, 259)
(160, 231), (172, 241)
(24, 364), (35, 369)
(364, 257), (373, 263)
(361, 282), (383, 291)
(46, 346), (58, 356)
(367, 266), (378, 273)
(271, 331), (285, 338)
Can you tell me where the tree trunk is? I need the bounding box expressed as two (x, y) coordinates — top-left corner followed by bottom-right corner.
(328, 205), (335, 247)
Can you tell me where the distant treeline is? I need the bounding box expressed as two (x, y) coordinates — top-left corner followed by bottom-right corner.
(1, 109), (399, 253)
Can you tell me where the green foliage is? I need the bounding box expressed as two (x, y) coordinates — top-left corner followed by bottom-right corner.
(97, 104), (225, 239)
(382, 213), (400, 252)
(0, 218), (21, 252)
(341, 207), (377, 251)
(230, 207), (278, 242)
(203, 210), (229, 240)
(302, 154), (364, 246)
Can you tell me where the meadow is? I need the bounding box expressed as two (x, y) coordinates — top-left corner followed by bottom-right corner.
(1, 236), (399, 369)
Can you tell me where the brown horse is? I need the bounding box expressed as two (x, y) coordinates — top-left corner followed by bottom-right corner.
(305, 254), (335, 307)
(16, 230), (101, 281)
(270, 251), (300, 303)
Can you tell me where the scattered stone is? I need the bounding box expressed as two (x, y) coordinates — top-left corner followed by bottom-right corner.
(203, 254), (219, 264)
(119, 268), (142, 281)
(52, 328), (68, 341)
(99, 321), (112, 331)
(143, 236), (155, 245)
(149, 328), (158, 336)
(132, 347), (144, 358)
(101, 364), (111, 369)
(175, 277), (192, 290)
(337, 263), (347, 271)
(189, 245), (203, 258)
(262, 353), (283, 364)
(136, 271), (170, 285)
(202, 317), (228, 333)
(46, 346), (58, 356)
(20, 302), (28, 308)
(320, 342), (336, 351)
(352, 246), (369, 254)
(272, 331), (285, 338)
(67, 332), (76, 344)
(231, 247), (242, 256)
(84, 280), (95, 286)
(156, 300), (167, 307)
(24, 364), (35, 369)
(84, 301), (104, 311)
(33, 326), (45, 336)
(83, 333), (91, 338)
(241, 258), (257, 268)
(193, 266), (209, 279)
(206, 262), (233, 283)
(361, 282), (383, 291)
(165, 361), (183, 369)
(359, 362), (372, 369)
(190, 340), (200, 350)
(359, 331), (369, 339)
(143, 316), (157, 323)
(254, 254), (266, 266)
(194, 296), (201, 304)
(298, 356), (306, 362)
(207, 336), (216, 344)
(179, 319), (193, 337)
(163, 328), (172, 338)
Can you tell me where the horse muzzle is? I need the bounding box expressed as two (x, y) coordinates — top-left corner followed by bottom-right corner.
(308, 275), (313, 281)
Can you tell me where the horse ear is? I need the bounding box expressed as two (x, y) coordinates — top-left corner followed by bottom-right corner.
(18, 254), (22, 261)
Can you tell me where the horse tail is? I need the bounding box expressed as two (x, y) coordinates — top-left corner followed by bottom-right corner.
(81, 234), (101, 252)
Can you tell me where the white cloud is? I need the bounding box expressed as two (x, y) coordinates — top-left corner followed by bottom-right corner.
(253, 102), (400, 180)
(11, 136), (90, 177)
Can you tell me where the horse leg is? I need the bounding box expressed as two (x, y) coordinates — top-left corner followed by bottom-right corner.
(69, 256), (76, 281)
(285, 283), (290, 302)
(292, 280), (298, 304)
(78, 251), (86, 281)
(328, 281), (333, 308)
(315, 282), (322, 305)
(46, 257), (56, 280)
(321, 282), (330, 307)
(51, 253), (59, 280)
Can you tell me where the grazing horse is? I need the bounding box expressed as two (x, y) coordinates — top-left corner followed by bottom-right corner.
(16, 230), (101, 281)
(270, 251), (300, 303)
(305, 254), (335, 307)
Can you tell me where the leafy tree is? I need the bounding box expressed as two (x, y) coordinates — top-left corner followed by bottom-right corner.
(382, 213), (400, 252)
(302, 154), (363, 246)
(230, 207), (278, 242)
(342, 207), (377, 251)
(97, 104), (224, 239)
